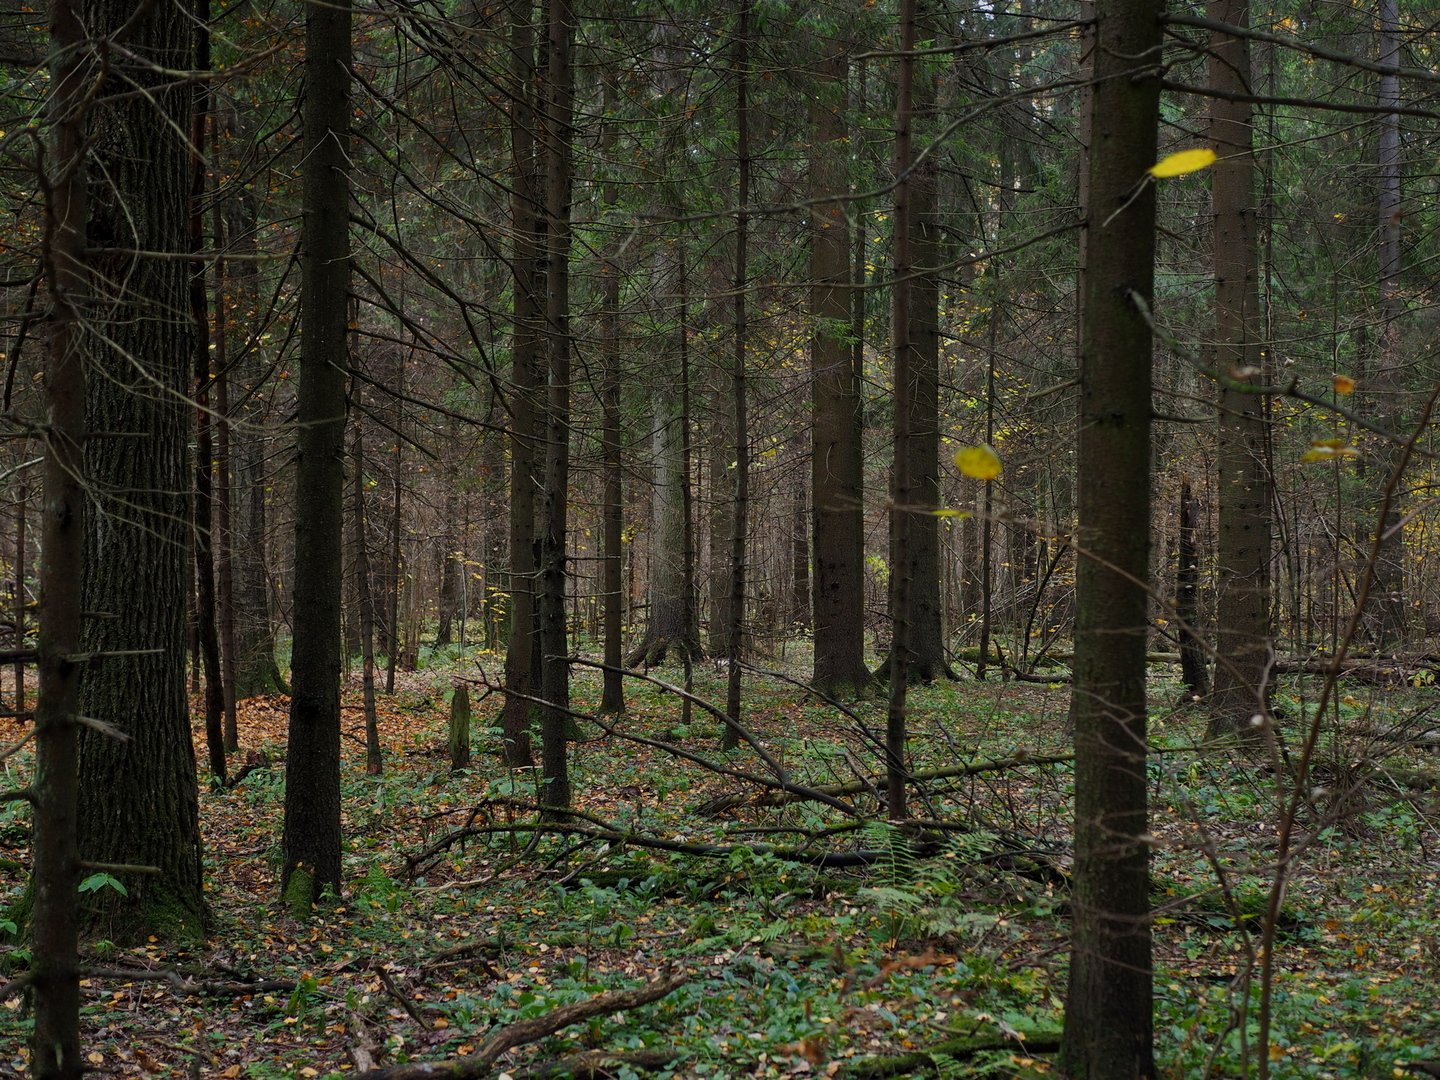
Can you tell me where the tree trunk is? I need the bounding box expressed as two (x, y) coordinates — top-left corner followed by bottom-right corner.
(1368, 0), (1406, 649)
(353, 427), (383, 776)
(75, 0), (205, 943)
(1177, 478), (1210, 699)
(538, 0), (575, 811)
(189, 14), (226, 784)
(1208, 0), (1272, 738)
(30, 1), (88, 1068)
(723, 1), (752, 746)
(223, 165), (285, 700)
(282, 0), (352, 910)
(886, 0), (918, 821)
(501, 0), (542, 767)
(1057, 0), (1161, 1070)
(598, 72), (626, 714)
(810, 41), (872, 699)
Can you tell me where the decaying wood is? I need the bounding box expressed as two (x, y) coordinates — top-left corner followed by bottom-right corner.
(352, 972), (688, 1080)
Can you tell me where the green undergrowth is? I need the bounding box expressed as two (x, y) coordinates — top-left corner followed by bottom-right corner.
(3, 662), (1439, 1077)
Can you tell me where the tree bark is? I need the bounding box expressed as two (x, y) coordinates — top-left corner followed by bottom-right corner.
(282, 0), (353, 909)
(1058, 0), (1161, 1071)
(30, 1), (88, 1069)
(810, 41), (873, 700)
(501, 0), (542, 766)
(75, 0), (205, 943)
(353, 427), (383, 776)
(598, 71), (626, 714)
(538, 0), (575, 811)
(1368, 0), (1406, 649)
(1208, 0), (1272, 737)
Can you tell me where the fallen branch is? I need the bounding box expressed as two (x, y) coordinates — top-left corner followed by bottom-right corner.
(407, 798), (893, 872)
(353, 972), (689, 1080)
(80, 966), (296, 996)
(698, 752), (1075, 815)
(836, 1029), (1061, 1077)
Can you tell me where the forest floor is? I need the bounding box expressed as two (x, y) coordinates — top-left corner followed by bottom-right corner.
(4, 647), (1440, 1078)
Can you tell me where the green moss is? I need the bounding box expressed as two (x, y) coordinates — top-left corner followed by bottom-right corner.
(283, 867), (316, 919)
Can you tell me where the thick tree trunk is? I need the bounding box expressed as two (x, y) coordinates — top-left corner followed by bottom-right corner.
(1058, 0), (1161, 1071)
(282, 0), (353, 910)
(75, 0), (205, 943)
(810, 43), (872, 699)
(1208, 0), (1272, 737)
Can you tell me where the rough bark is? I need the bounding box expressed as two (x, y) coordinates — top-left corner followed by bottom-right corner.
(538, 0), (575, 810)
(1057, 0), (1161, 1071)
(598, 73), (625, 714)
(810, 41), (873, 699)
(282, 0), (353, 909)
(30, 1), (88, 1069)
(1208, 0), (1272, 737)
(223, 166), (285, 699)
(75, 0), (205, 944)
(1368, 0), (1407, 649)
(353, 428), (382, 776)
(501, 0), (542, 767)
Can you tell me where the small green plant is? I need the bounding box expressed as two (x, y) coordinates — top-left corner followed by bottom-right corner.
(78, 872), (127, 897)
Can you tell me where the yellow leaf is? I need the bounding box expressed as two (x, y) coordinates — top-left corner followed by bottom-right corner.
(953, 444), (1002, 481)
(1147, 147), (1218, 178)
(1301, 440), (1361, 462)
(933, 508), (972, 519)
(1332, 374), (1356, 395)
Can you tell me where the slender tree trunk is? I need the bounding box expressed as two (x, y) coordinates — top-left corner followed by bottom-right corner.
(810, 42), (872, 699)
(12, 484), (25, 711)
(723, 1), (752, 745)
(385, 358), (404, 693)
(1369, 0), (1406, 648)
(502, 0), (542, 766)
(352, 428), (382, 776)
(1178, 478), (1210, 699)
(76, 0), (205, 942)
(538, 0), (575, 811)
(886, 0), (918, 821)
(599, 74), (626, 714)
(1208, 0), (1272, 737)
(282, 0), (353, 909)
(1058, 0), (1161, 1070)
(189, 7), (226, 783)
(211, 194), (239, 749)
(30, 2), (88, 1068)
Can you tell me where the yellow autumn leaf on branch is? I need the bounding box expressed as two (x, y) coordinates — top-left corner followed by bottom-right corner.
(1332, 374), (1356, 395)
(1147, 147), (1218, 178)
(1300, 438), (1361, 462)
(954, 444), (1002, 480)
